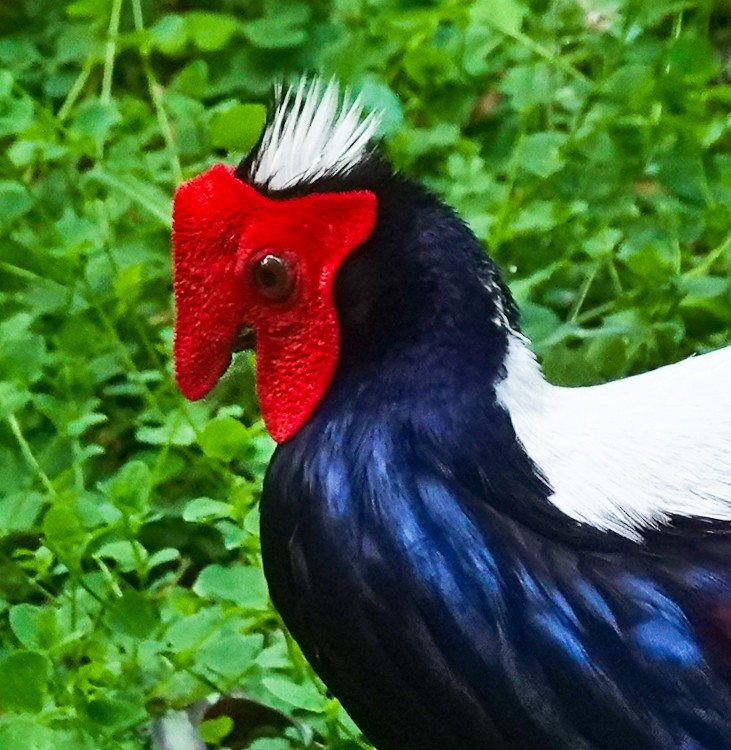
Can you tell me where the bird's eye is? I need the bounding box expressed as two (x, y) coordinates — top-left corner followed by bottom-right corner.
(250, 254), (295, 303)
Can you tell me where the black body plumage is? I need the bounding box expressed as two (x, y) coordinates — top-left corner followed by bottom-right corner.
(255, 159), (731, 749)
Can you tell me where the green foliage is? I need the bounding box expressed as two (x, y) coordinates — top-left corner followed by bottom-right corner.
(0, 0), (729, 747)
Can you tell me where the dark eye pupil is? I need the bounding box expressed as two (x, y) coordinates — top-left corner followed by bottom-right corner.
(251, 254), (294, 302)
(258, 266), (279, 288)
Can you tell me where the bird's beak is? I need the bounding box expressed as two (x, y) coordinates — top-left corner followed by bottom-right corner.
(231, 325), (256, 353)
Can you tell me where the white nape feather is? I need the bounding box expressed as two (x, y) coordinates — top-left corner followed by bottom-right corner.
(249, 78), (380, 191)
(496, 333), (731, 540)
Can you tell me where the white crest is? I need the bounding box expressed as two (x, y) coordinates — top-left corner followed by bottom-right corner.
(496, 332), (731, 540)
(248, 78), (380, 191)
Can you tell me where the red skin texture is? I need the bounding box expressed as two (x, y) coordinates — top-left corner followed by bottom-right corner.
(171, 164), (377, 443)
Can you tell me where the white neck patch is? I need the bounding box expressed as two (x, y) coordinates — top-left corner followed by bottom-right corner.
(248, 78), (380, 191)
(496, 333), (731, 540)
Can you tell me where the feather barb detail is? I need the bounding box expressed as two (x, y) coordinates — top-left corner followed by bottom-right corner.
(246, 78), (380, 191)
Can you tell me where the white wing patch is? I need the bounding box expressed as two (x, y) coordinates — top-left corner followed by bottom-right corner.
(496, 334), (731, 540)
(248, 78), (380, 191)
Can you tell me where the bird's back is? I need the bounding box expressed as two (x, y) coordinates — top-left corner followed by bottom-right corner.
(499, 339), (731, 537)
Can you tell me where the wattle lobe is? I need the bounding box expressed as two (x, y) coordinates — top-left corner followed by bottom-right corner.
(254, 314), (340, 443)
(174, 323), (233, 401)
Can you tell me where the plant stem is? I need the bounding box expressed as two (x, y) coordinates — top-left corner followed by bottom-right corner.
(685, 231), (731, 279)
(504, 28), (590, 83)
(490, 126), (525, 251)
(101, 0), (124, 105)
(576, 299), (615, 325)
(58, 62), (92, 122)
(607, 258), (623, 296)
(569, 264), (599, 322)
(88, 168), (171, 226)
(130, 0), (183, 183)
(7, 414), (57, 497)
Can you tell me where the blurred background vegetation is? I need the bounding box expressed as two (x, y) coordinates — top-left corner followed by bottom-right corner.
(0, 0), (730, 748)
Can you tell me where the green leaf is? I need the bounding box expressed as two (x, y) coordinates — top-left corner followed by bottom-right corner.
(150, 14), (188, 55)
(0, 651), (49, 712)
(404, 47), (453, 87)
(462, 22), (501, 76)
(656, 152), (709, 204)
(667, 34), (718, 84)
(501, 64), (554, 111)
(264, 0), (311, 23)
(43, 506), (86, 568)
(517, 132), (568, 178)
(216, 520), (250, 550)
(136, 413), (196, 446)
(200, 715), (234, 744)
(240, 0), (311, 50)
(618, 226), (680, 281)
(104, 460), (151, 511)
(147, 547), (181, 570)
(509, 200), (559, 235)
(583, 228), (623, 259)
(86, 695), (146, 729)
(94, 540), (149, 572)
(114, 263), (144, 308)
(66, 0), (107, 19)
(106, 590), (160, 638)
(172, 59), (209, 97)
(0, 315), (46, 383)
(66, 411), (107, 438)
(183, 497), (233, 522)
(680, 275), (731, 331)
(71, 99), (121, 141)
(0, 94), (34, 138)
(263, 677), (324, 712)
(0, 719), (58, 750)
(0, 69), (13, 99)
(585, 331), (629, 377)
(603, 65), (653, 103)
(244, 505), (260, 536)
(470, 0), (525, 34)
(243, 16), (307, 49)
(521, 302), (561, 347)
(356, 77), (403, 135)
(247, 740), (290, 750)
(0, 181), (32, 227)
(209, 102), (266, 153)
(542, 341), (601, 386)
(165, 608), (225, 653)
(198, 633), (263, 680)
(199, 416), (251, 461)
(0, 491), (45, 534)
(186, 12), (239, 52)
(9, 604), (57, 650)
(194, 564), (269, 610)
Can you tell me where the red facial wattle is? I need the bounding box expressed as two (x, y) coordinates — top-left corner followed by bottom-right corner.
(171, 164), (377, 443)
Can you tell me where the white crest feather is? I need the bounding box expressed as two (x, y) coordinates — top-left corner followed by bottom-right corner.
(248, 78), (380, 191)
(496, 333), (731, 540)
